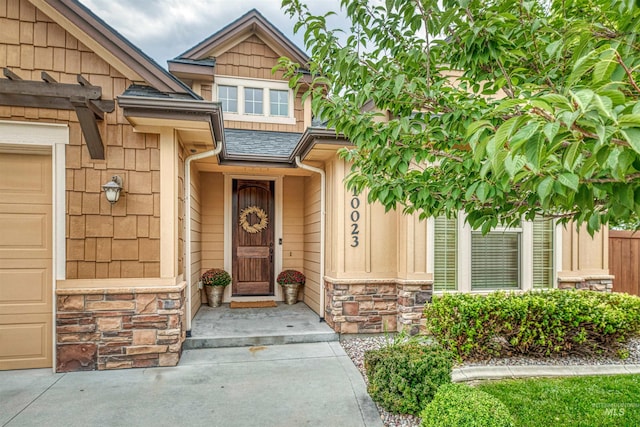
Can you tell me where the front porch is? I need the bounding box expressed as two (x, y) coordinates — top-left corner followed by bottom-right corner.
(184, 302), (338, 349)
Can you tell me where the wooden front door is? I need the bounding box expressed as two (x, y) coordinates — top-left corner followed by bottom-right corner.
(232, 180), (275, 296)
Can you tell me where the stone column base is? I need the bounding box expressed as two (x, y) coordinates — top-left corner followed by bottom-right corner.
(56, 283), (186, 372)
(397, 282), (433, 335)
(557, 275), (614, 292)
(323, 278), (432, 334)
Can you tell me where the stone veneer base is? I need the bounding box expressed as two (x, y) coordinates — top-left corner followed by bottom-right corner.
(558, 275), (614, 292)
(323, 278), (433, 335)
(56, 283), (186, 372)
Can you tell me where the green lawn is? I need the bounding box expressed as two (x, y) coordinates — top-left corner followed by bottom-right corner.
(476, 375), (640, 427)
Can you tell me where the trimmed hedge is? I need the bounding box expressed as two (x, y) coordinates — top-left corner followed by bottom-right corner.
(421, 383), (515, 427)
(423, 290), (640, 360)
(364, 342), (453, 415)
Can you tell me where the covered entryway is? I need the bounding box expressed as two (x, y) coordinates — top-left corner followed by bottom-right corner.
(232, 179), (275, 296)
(0, 150), (53, 370)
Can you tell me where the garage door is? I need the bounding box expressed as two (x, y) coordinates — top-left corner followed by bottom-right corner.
(0, 151), (53, 370)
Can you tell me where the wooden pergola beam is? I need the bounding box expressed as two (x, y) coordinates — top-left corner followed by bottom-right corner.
(71, 96), (104, 159)
(0, 68), (116, 160)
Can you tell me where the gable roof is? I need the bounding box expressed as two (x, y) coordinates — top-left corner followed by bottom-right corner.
(175, 9), (309, 66)
(31, 0), (199, 98)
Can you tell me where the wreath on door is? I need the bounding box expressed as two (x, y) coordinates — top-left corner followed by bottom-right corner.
(239, 205), (269, 234)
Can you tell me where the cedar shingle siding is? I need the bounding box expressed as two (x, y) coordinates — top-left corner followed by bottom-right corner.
(1, 0), (160, 279)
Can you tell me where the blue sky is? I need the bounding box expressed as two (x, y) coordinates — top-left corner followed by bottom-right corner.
(80, 0), (347, 67)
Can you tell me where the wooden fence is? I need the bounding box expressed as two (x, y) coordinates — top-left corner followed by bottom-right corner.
(609, 230), (640, 296)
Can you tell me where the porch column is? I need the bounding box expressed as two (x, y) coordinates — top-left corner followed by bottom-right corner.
(160, 129), (178, 278)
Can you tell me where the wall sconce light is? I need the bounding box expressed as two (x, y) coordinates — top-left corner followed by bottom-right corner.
(102, 175), (123, 204)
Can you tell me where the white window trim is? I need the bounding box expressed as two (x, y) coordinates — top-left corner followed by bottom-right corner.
(428, 213), (559, 294)
(214, 75), (296, 125)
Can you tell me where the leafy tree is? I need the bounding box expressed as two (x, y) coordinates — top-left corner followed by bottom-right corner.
(280, 0), (640, 234)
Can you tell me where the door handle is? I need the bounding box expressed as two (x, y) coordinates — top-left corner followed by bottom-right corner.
(269, 246), (273, 262)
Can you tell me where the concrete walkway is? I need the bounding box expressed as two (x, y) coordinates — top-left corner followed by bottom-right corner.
(452, 363), (640, 382)
(0, 342), (382, 427)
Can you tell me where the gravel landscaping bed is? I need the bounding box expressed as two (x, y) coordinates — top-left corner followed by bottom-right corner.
(340, 336), (640, 427)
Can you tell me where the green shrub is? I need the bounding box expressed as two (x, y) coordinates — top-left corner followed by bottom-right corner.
(421, 383), (515, 427)
(423, 290), (640, 361)
(364, 341), (453, 415)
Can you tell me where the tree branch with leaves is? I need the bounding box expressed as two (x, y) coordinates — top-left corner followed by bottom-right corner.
(279, 0), (640, 234)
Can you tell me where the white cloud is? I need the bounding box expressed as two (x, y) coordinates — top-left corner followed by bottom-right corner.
(80, 0), (346, 67)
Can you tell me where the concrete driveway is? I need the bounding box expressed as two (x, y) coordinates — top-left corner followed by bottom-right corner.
(1, 342), (382, 427)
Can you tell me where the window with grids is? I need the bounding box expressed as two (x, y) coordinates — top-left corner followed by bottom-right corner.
(270, 90), (289, 117)
(218, 85), (237, 113)
(244, 87), (263, 115)
(433, 216), (458, 291)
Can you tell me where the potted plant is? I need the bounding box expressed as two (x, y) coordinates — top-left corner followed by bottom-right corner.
(201, 268), (231, 307)
(277, 270), (305, 305)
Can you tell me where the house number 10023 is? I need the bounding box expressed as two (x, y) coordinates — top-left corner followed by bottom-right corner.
(350, 189), (360, 247)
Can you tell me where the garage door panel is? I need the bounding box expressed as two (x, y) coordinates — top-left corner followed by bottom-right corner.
(0, 207), (51, 259)
(0, 314), (52, 370)
(0, 151), (53, 370)
(0, 260), (51, 314)
(0, 153), (51, 204)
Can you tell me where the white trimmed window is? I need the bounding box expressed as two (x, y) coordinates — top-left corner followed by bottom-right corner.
(431, 215), (556, 292)
(244, 87), (263, 115)
(270, 89), (289, 117)
(218, 85), (238, 113)
(214, 76), (295, 125)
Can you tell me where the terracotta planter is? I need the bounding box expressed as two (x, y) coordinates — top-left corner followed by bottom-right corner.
(204, 285), (225, 307)
(281, 283), (302, 305)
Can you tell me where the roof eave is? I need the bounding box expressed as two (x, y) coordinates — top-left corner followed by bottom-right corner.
(289, 127), (350, 162)
(117, 95), (224, 145)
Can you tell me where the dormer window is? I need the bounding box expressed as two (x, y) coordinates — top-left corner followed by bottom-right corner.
(270, 90), (289, 117)
(218, 85), (238, 113)
(244, 88), (263, 115)
(214, 76), (295, 125)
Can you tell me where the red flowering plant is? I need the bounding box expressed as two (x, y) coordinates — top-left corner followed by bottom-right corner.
(201, 268), (231, 287)
(277, 270), (305, 286)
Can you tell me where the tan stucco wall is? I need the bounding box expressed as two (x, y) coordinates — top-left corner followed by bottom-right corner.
(560, 224), (609, 278)
(0, 0), (161, 279)
(397, 213), (431, 281)
(325, 157), (398, 280)
(322, 155), (611, 285)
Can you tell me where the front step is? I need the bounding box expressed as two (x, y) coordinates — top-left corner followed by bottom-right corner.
(184, 303), (339, 350)
(183, 331), (339, 349)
